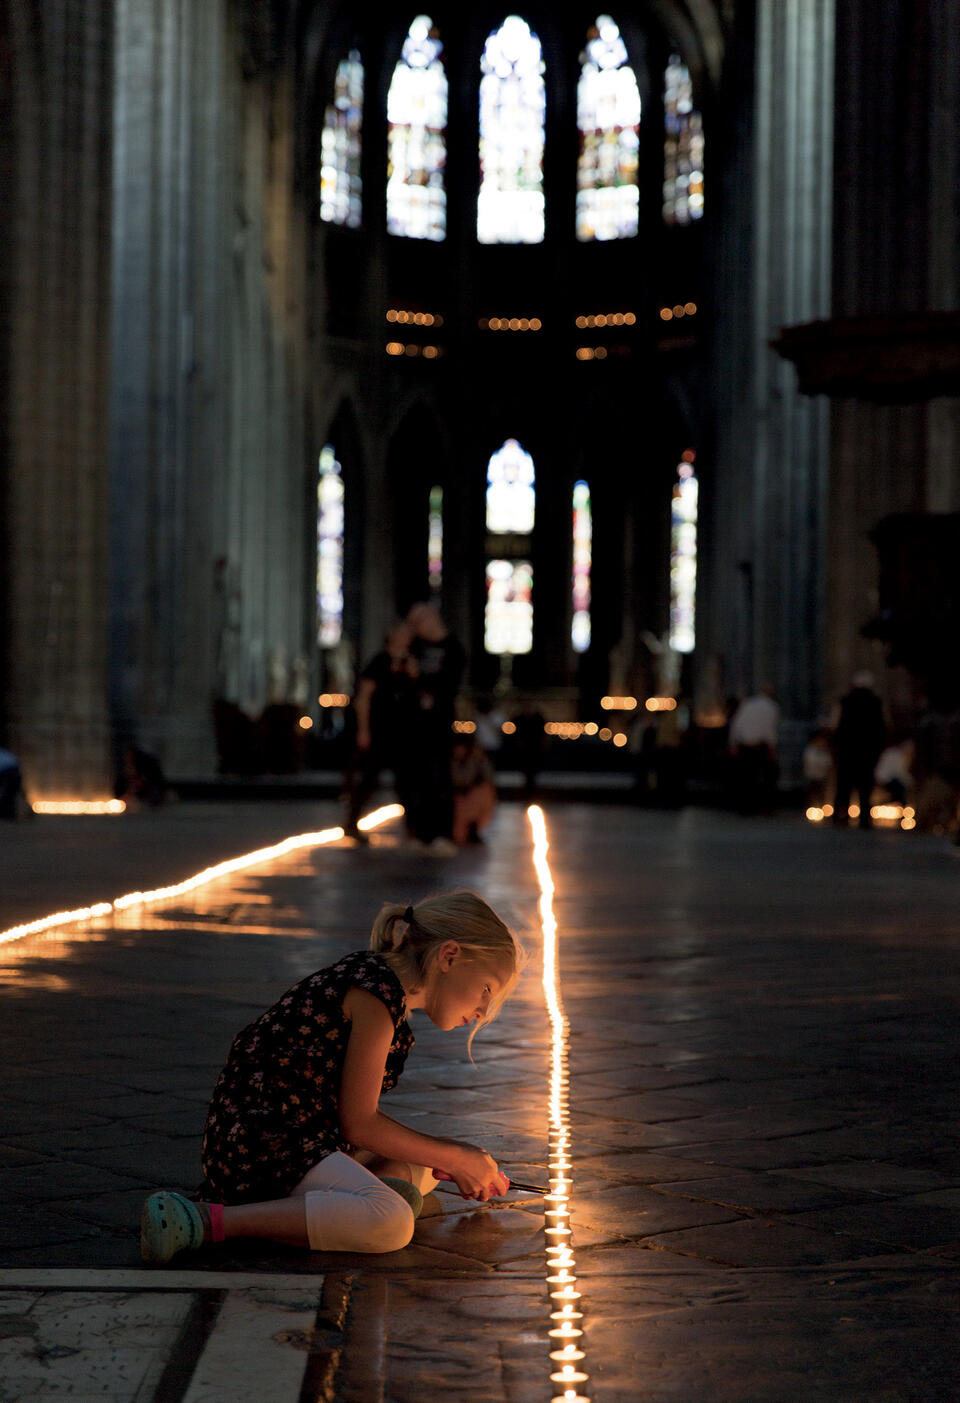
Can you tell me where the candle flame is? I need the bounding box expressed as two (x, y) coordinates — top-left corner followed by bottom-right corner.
(528, 804), (590, 1402)
(0, 806), (404, 948)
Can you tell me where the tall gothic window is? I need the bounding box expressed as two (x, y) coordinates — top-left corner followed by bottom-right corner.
(428, 485), (443, 594)
(317, 445), (345, 646)
(485, 561), (534, 655)
(669, 450), (698, 653)
(576, 16), (641, 241)
(477, 16), (546, 244)
(387, 16), (447, 241)
(663, 55), (704, 225)
(571, 481), (592, 652)
(485, 438), (535, 655)
(320, 51), (364, 228)
(486, 438), (536, 534)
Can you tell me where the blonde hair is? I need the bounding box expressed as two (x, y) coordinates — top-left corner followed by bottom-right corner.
(370, 889), (524, 1052)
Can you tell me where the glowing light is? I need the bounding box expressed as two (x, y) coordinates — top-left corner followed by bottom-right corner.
(317, 444), (345, 647)
(32, 799), (126, 815)
(806, 806), (825, 822)
(613, 733), (627, 747)
(600, 696), (637, 710)
(298, 716), (314, 730)
(318, 693), (350, 707)
(527, 805), (591, 1401)
(571, 481), (592, 653)
(502, 720), (517, 735)
(576, 15), (640, 241)
(453, 720), (477, 733)
(645, 696), (677, 712)
(428, 485), (443, 593)
(478, 16), (545, 244)
(387, 15), (447, 241)
(320, 51), (364, 228)
(486, 438), (536, 534)
(481, 315), (542, 331)
(849, 804), (861, 819)
(0, 807), (404, 949)
(598, 727), (612, 741)
(663, 55), (704, 224)
(669, 451), (698, 653)
(583, 722), (598, 736)
(485, 559), (533, 655)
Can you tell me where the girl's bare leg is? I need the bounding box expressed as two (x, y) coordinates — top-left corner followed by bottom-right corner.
(217, 1197), (308, 1246)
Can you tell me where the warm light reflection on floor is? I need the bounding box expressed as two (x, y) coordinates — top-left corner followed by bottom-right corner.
(0, 805), (403, 949)
(527, 804), (590, 1403)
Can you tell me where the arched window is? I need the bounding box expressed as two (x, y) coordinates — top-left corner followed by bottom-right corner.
(486, 438), (536, 534)
(669, 450), (698, 653)
(387, 16), (447, 241)
(317, 444), (345, 645)
(571, 481), (592, 652)
(477, 16), (545, 244)
(320, 51), (364, 228)
(428, 485), (443, 594)
(663, 55), (704, 225)
(485, 560), (534, 655)
(576, 16), (641, 242)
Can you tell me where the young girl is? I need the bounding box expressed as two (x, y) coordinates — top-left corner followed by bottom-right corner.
(141, 890), (522, 1262)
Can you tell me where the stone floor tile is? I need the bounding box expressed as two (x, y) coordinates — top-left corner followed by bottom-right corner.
(570, 1184), (743, 1238)
(781, 1200), (960, 1251)
(784, 1161), (960, 1194)
(641, 1218), (896, 1268)
(653, 1171), (882, 1213)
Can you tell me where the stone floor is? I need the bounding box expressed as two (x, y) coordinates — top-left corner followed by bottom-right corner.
(1, 800), (959, 1400)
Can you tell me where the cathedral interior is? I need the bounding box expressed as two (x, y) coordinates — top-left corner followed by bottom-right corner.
(2, 0), (958, 800)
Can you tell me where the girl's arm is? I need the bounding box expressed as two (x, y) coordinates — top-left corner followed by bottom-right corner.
(339, 988), (504, 1198)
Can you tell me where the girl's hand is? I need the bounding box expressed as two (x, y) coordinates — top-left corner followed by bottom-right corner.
(433, 1144), (509, 1201)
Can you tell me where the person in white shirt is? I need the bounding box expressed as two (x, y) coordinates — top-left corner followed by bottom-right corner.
(728, 686), (780, 812)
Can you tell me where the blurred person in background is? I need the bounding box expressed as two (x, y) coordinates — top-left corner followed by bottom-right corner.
(728, 685), (780, 813)
(832, 671), (885, 829)
(344, 622), (419, 841)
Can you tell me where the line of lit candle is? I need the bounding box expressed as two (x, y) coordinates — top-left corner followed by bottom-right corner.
(527, 804), (590, 1403)
(0, 804), (405, 948)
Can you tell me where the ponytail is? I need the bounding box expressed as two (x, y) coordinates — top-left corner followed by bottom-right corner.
(369, 903), (412, 955)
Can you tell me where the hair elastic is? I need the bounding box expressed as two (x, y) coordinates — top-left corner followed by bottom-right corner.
(403, 906), (415, 925)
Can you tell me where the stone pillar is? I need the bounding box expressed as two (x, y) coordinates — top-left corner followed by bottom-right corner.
(110, 0), (310, 775)
(3, 2), (115, 799)
(827, 0), (960, 712)
(703, 0), (834, 766)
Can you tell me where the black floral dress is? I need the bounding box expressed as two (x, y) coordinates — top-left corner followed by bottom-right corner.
(201, 951), (414, 1203)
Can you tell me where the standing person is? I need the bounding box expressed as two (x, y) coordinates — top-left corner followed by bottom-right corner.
(139, 893), (522, 1262)
(511, 699), (546, 796)
(728, 685), (780, 813)
(802, 729), (833, 809)
(344, 623), (419, 840)
(405, 603), (465, 852)
(833, 671), (886, 828)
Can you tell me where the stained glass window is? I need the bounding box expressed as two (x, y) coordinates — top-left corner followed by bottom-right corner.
(485, 560), (533, 655)
(663, 55), (704, 225)
(428, 485), (443, 593)
(477, 16), (545, 244)
(486, 438), (536, 534)
(317, 444), (345, 646)
(387, 16), (447, 241)
(571, 481), (592, 652)
(669, 451), (698, 653)
(576, 16), (641, 241)
(320, 51), (364, 228)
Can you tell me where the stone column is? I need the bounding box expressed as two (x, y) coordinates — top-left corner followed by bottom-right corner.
(827, 0), (960, 711)
(4, 2), (115, 799)
(703, 0), (834, 766)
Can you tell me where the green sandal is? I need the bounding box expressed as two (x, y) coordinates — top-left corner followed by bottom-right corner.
(140, 1190), (205, 1264)
(379, 1177), (423, 1219)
